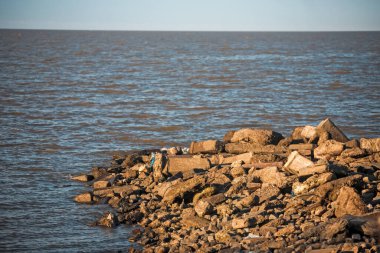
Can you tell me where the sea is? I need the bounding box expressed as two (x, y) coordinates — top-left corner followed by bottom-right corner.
(0, 30), (379, 252)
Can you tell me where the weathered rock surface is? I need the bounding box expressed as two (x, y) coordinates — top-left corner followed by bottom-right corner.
(73, 119), (380, 252)
(332, 186), (367, 217)
(229, 128), (283, 145)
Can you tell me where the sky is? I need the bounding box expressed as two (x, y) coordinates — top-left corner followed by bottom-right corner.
(0, 0), (379, 31)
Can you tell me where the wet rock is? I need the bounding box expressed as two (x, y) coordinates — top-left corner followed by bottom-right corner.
(316, 118), (349, 143)
(283, 151), (314, 175)
(96, 212), (118, 228)
(314, 140), (344, 160)
(229, 128), (283, 145)
(74, 192), (93, 203)
(360, 138), (380, 153)
(189, 140), (223, 154)
(251, 166), (288, 188)
(332, 186), (367, 217)
(167, 155), (211, 175)
(72, 174), (94, 182)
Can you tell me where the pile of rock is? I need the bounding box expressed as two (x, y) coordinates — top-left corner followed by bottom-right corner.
(73, 118), (380, 252)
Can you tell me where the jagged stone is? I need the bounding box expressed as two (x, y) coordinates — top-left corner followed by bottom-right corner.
(332, 186), (367, 217)
(316, 118), (349, 143)
(283, 151), (314, 175)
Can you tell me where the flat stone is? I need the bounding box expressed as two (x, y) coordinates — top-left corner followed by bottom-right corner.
(288, 143), (316, 150)
(332, 186), (367, 217)
(225, 142), (285, 154)
(93, 185), (140, 198)
(167, 155), (211, 175)
(274, 224), (295, 237)
(283, 151), (314, 175)
(345, 212), (380, 240)
(229, 128), (283, 145)
(189, 140), (223, 154)
(221, 152), (254, 164)
(340, 147), (366, 158)
(316, 118), (349, 143)
(298, 164), (329, 177)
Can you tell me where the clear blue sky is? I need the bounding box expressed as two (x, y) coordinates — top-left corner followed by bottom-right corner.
(0, 0), (379, 31)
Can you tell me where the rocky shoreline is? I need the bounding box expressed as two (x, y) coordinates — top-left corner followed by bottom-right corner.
(73, 118), (380, 253)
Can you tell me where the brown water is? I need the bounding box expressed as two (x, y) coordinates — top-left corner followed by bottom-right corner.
(0, 30), (379, 252)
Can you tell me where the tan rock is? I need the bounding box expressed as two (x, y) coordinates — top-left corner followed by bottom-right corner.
(291, 126), (304, 140)
(340, 147), (366, 158)
(163, 175), (206, 203)
(221, 152), (254, 164)
(231, 217), (254, 229)
(93, 185), (140, 198)
(194, 199), (213, 217)
(189, 140), (223, 154)
(345, 212), (380, 240)
(215, 230), (232, 244)
(230, 166), (246, 178)
(298, 164), (329, 176)
(152, 152), (167, 182)
(314, 174), (363, 200)
(314, 140), (344, 159)
(360, 138), (380, 153)
(181, 208), (209, 228)
(301, 125), (317, 139)
(283, 151), (314, 175)
(72, 174), (94, 182)
(255, 185), (280, 203)
(292, 172), (335, 195)
(167, 155), (211, 175)
(225, 142), (285, 154)
(192, 187), (215, 204)
(316, 118), (349, 143)
(274, 224), (295, 237)
(229, 128), (283, 145)
(202, 193), (226, 206)
(332, 186), (367, 217)
(288, 143), (315, 151)
(74, 192), (93, 203)
(251, 166), (287, 188)
(223, 130), (236, 143)
(93, 180), (110, 189)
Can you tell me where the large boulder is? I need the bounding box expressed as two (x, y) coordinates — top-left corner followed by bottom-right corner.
(314, 140), (345, 159)
(227, 129), (283, 145)
(360, 138), (380, 153)
(189, 140), (223, 154)
(250, 166), (288, 188)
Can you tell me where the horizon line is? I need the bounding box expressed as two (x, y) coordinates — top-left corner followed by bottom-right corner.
(1, 28), (380, 33)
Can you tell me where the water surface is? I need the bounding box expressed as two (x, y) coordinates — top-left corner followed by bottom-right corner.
(0, 30), (379, 252)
